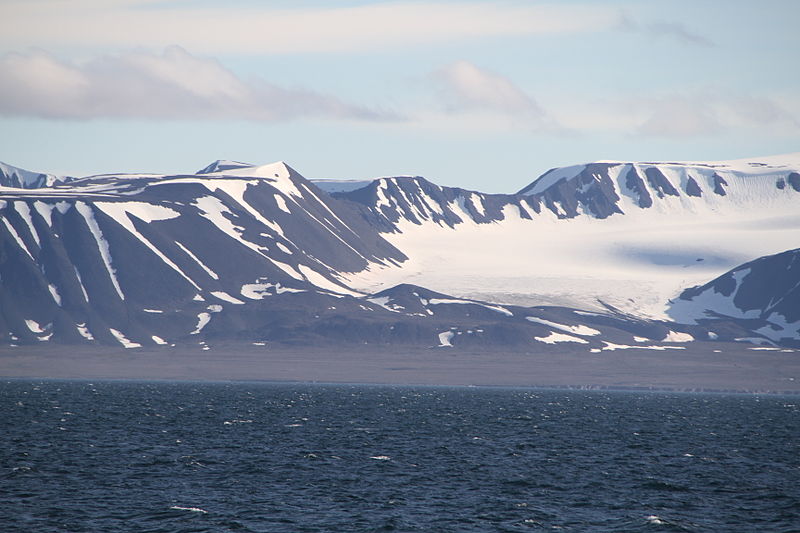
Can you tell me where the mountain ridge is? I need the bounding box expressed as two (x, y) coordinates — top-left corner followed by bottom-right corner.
(1, 154), (798, 349)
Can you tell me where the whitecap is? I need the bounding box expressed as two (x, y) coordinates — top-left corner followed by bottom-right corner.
(646, 515), (665, 525)
(370, 455), (391, 461)
(170, 506), (207, 514)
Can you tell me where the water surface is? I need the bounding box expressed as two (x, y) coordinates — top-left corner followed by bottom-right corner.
(2, 380), (798, 532)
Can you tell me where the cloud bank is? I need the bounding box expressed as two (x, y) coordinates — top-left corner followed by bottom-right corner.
(435, 61), (545, 118)
(0, 47), (393, 121)
(617, 13), (714, 47)
(428, 61), (564, 133)
(0, 1), (618, 54)
(557, 91), (800, 138)
(634, 93), (800, 137)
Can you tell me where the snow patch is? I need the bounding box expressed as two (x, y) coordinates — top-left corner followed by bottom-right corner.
(437, 330), (455, 347)
(428, 298), (513, 316)
(47, 284), (62, 306)
(534, 332), (589, 344)
(25, 319), (45, 333)
(366, 296), (403, 313)
(191, 313), (211, 335)
(663, 330), (694, 342)
(298, 264), (361, 296)
(76, 323), (94, 340)
(109, 328), (141, 348)
(274, 194), (291, 213)
(211, 291), (244, 304)
(525, 317), (600, 336)
(600, 342), (685, 351)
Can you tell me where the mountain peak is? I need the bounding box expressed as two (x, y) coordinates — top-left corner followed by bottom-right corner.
(0, 161), (71, 189)
(196, 160), (254, 174)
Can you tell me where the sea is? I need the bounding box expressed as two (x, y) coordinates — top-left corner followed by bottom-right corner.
(1, 380), (798, 532)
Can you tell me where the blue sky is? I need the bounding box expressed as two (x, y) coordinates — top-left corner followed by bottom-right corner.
(0, 0), (798, 192)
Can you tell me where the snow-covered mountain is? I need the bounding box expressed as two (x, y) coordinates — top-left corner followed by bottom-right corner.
(518, 153), (800, 218)
(338, 154), (800, 321)
(0, 161), (71, 189)
(1, 154), (798, 348)
(669, 248), (800, 347)
(0, 161), (407, 346)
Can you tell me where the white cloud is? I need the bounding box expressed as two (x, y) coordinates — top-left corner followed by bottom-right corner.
(0, 47), (395, 121)
(617, 12), (714, 47)
(434, 61), (545, 118)
(428, 61), (564, 133)
(634, 93), (799, 137)
(636, 95), (722, 137)
(556, 91), (800, 138)
(0, 1), (619, 54)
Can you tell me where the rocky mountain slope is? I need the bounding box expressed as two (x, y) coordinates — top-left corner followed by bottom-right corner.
(669, 248), (800, 346)
(1, 154), (798, 349)
(0, 162), (70, 189)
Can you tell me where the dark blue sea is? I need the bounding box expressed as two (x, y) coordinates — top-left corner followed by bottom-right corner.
(1, 380), (798, 532)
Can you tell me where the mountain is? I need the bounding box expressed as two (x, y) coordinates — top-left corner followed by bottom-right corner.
(517, 153), (800, 218)
(0, 162), (71, 189)
(328, 175), (538, 231)
(337, 154), (800, 319)
(0, 155), (798, 349)
(0, 161), (406, 346)
(668, 248), (800, 347)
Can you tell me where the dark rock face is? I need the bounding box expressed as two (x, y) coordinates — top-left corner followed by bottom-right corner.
(624, 166), (653, 208)
(644, 168), (680, 198)
(713, 173), (728, 196)
(788, 172), (800, 192)
(536, 164), (625, 219)
(684, 177), (703, 197)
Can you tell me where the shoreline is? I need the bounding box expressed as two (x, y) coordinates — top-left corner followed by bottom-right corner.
(3, 375), (798, 396)
(2, 342), (798, 394)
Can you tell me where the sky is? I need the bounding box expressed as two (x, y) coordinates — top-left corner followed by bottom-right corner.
(0, 0), (798, 192)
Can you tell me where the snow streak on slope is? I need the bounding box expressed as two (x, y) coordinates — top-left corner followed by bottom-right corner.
(94, 201), (199, 289)
(75, 202), (125, 301)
